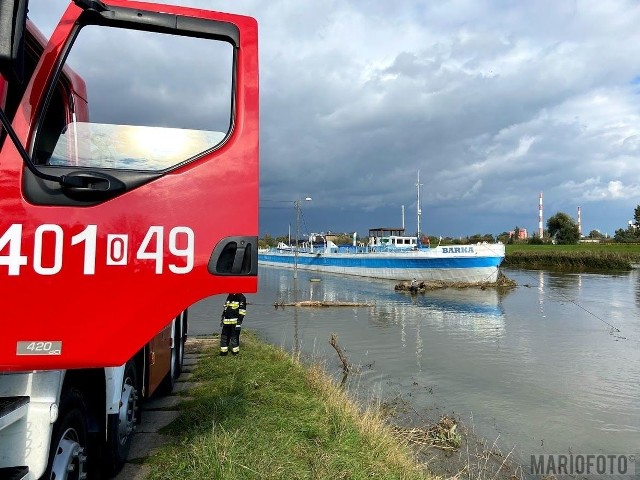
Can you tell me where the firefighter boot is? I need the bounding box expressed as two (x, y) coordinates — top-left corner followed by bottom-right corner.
(230, 325), (241, 355)
(220, 325), (233, 356)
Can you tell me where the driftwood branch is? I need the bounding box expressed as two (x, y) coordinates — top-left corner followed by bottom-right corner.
(274, 300), (372, 309)
(329, 333), (350, 373)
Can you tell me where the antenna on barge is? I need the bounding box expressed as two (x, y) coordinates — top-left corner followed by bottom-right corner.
(416, 170), (423, 239)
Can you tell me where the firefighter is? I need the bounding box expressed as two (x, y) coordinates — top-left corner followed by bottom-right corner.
(219, 293), (247, 356)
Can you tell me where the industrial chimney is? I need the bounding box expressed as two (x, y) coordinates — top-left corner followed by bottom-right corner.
(577, 206), (582, 236)
(538, 192), (543, 238)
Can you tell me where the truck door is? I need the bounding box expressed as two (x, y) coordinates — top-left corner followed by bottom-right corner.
(0, 1), (259, 370)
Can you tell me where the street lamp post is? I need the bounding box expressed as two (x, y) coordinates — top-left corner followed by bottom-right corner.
(294, 197), (312, 279)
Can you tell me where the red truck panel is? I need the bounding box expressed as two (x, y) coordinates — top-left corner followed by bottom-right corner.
(0, 1), (259, 370)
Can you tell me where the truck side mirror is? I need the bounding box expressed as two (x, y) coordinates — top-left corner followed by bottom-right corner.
(0, 0), (28, 83)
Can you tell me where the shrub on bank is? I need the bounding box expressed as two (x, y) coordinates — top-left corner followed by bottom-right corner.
(503, 250), (637, 270)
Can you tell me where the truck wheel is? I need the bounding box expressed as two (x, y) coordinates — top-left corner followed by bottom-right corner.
(104, 359), (138, 475)
(44, 388), (89, 480)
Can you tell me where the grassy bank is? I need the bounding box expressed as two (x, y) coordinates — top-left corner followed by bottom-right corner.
(504, 243), (640, 270)
(145, 333), (432, 480)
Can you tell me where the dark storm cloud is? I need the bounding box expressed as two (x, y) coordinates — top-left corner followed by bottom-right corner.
(29, 0), (640, 237)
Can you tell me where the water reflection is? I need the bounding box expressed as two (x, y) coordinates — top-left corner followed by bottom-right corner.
(261, 264), (511, 362)
(546, 270), (582, 291)
(275, 266), (507, 318)
(370, 296), (506, 337)
(538, 270), (545, 318)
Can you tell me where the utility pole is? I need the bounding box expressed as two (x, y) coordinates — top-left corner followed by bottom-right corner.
(416, 170), (423, 239)
(294, 197), (312, 279)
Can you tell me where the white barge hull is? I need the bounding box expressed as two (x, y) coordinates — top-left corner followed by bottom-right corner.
(258, 244), (505, 283)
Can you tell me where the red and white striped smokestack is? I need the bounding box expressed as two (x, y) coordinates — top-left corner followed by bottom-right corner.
(577, 206), (581, 236)
(538, 192), (543, 238)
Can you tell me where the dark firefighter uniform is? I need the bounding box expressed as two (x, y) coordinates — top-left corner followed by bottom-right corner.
(219, 293), (247, 355)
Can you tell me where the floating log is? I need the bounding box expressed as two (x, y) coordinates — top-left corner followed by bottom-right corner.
(274, 300), (373, 308)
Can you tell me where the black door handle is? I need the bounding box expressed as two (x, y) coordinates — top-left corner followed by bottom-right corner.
(61, 171), (126, 194)
(208, 236), (257, 276)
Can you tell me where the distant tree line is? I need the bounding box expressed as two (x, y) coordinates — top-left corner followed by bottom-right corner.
(613, 205), (640, 243)
(259, 205), (640, 247)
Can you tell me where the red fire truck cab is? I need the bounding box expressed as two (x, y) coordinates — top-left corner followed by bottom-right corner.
(0, 0), (258, 477)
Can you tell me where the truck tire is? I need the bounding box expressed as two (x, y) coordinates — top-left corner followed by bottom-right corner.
(103, 359), (138, 476)
(43, 388), (89, 480)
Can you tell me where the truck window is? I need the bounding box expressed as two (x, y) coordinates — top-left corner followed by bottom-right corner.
(33, 24), (233, 171)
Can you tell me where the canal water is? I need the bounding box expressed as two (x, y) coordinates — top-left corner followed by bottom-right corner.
(189, 266), (640, 473)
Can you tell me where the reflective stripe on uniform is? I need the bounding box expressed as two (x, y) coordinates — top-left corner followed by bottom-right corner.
(223, 318), (238, 324)
(220, 346), (229, 352)
(231, 346), (240, 353)
(238, 309), (246, 315)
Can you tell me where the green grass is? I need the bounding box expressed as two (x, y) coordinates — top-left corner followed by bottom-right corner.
(505, 243), (640, 254)
(145, 333), (432, 480)
(503, 243), (640, 270)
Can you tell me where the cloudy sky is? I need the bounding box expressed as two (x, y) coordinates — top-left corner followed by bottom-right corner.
(30, 0), (640, 239)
